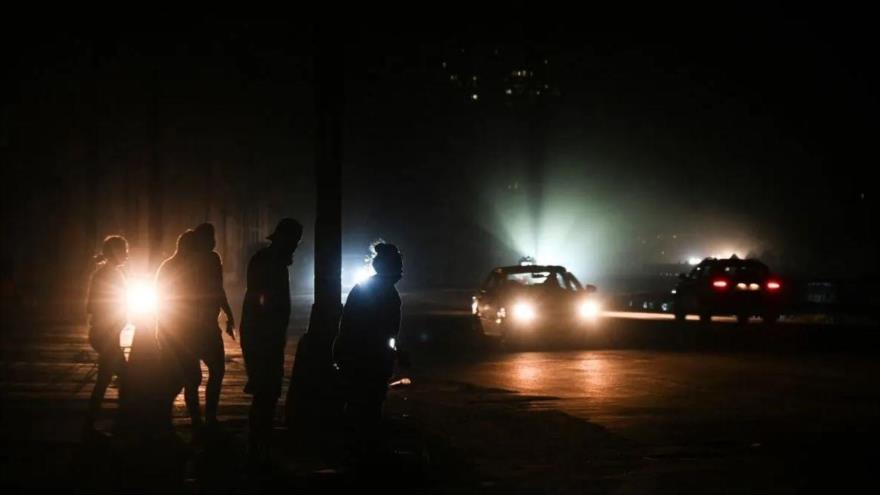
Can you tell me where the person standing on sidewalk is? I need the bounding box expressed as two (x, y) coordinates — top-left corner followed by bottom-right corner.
(84, 235), (129, 433)
(332, 242), (404, 453)
(239, 218), (303, 460)
(156, 230), (203, 429)
(190, 223), (235, 429)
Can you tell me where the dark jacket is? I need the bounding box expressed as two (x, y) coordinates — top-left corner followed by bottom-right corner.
(86, 263), (127, 353)
(239, 245), (291, 395)
(192, 251), (226, 333)
(333, 276), (401, 379)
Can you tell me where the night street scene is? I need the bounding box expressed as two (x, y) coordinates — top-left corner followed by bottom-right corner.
(1, 8), (878, 494)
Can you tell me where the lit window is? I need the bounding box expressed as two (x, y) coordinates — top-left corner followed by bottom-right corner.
(441, 62), (447, 69)
(505, 88), (513, 95)
(472, 94), (479, 101)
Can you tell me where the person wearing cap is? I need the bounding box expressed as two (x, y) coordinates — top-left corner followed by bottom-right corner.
(239, 218), (303, 460)
(332, 242), (404, 452)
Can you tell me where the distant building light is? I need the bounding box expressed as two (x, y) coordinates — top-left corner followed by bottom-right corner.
(471, 94), (479, 101)
(505, 88), (513, 95)
(544, 59), (549, 64)
(472, 75), (478, 81)
(450, 74), (458, 81)
(688, 257), (701, 266)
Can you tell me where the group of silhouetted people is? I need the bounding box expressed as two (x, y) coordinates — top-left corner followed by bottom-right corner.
(85, 218), (405, 465)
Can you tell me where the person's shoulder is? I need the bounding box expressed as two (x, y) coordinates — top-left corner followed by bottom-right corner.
(92, 263), (114, 280)
(250, 246), (269, 261)
(248, 246), (273, 267)
(207, 250), (222, 266)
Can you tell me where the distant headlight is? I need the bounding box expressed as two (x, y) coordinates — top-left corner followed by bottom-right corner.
(579, 300), (601, 319)
(511, 302), (536, 322)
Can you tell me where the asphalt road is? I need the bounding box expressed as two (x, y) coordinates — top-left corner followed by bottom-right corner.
(2, 290), (878, 492)
(394, 291), (880, 492)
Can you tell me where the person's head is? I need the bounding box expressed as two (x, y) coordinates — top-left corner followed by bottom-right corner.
(372, 243), (403, 284)
(193, 223), (216, 252)
(98, 235), (128, 266)
(267, 218), (303, 253)
(175, 230), (197, 258)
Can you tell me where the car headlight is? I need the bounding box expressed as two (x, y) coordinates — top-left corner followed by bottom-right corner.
(579, 300), (601, 319)
(127, 279), (158, 316)
(511, 302), (536, 322)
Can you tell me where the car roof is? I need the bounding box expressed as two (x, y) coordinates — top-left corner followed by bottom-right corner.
(492, 265), (568, 275)
(699, 258), (769, 269)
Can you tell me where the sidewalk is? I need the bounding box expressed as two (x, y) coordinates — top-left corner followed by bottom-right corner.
(1, 322), (640, 494)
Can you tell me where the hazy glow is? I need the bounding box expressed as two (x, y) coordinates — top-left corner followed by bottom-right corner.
(579, 299), (601, 319)
(511, 301), (536, 322)
(127, 279), (157, 315)
(354, 264), (376, 285)
(481, 162), (614, 281)
(688, 257), (701, 266)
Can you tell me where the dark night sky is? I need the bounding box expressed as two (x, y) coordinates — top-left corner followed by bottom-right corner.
(1, 8), (877, 295)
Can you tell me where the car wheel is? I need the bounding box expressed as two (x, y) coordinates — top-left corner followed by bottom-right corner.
(471, 315), (485, 336)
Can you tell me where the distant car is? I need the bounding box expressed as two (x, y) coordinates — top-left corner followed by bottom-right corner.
(472, 262), (601, 341)
(672, 256), (783, 324)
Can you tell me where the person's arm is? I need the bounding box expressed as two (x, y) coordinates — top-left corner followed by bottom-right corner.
(212, 253), (235, 338)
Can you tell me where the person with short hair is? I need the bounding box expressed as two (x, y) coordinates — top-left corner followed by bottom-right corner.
(333, 242), (404, 452)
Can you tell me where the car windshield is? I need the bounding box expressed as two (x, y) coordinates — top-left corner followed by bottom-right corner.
(502, 270), (580, 291)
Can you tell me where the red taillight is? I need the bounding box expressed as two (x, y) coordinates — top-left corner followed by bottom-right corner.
(712, 279), (729, 289)
(767, 281), (781, 291)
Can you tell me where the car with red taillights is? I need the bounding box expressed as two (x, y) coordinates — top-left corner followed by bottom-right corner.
(672, 256), (783, 324)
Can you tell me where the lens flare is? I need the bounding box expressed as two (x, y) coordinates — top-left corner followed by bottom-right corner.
(127, 279), (158, 315)
(511, 301), (536, 322)
(579, 299), (601, 319)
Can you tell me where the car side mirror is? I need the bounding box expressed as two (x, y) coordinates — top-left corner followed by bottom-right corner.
(584, 284), (597, 293)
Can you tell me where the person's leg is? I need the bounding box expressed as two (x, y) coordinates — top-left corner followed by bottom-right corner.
(248, 391), (277, 461)
(87, 353), (115, 427)
(203, 334), (225, 425)
(181, 358), (203, 428)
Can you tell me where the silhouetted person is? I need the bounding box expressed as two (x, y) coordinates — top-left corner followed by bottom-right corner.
(333, 243), (403, 453)
(190, 223), (235, 428)
(155, 230), (204, 429)
(84, 235), (129, 433)
(239, 218), (303, 460)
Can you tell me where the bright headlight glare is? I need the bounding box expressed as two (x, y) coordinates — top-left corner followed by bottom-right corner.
(579, 300), (601, 319)
(511, 302), (536, 322)
(127, 280), (158, 315)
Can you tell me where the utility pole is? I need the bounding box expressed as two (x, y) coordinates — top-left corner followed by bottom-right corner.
(285, 28), (344, 432)
(147, 66), (164, 270)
